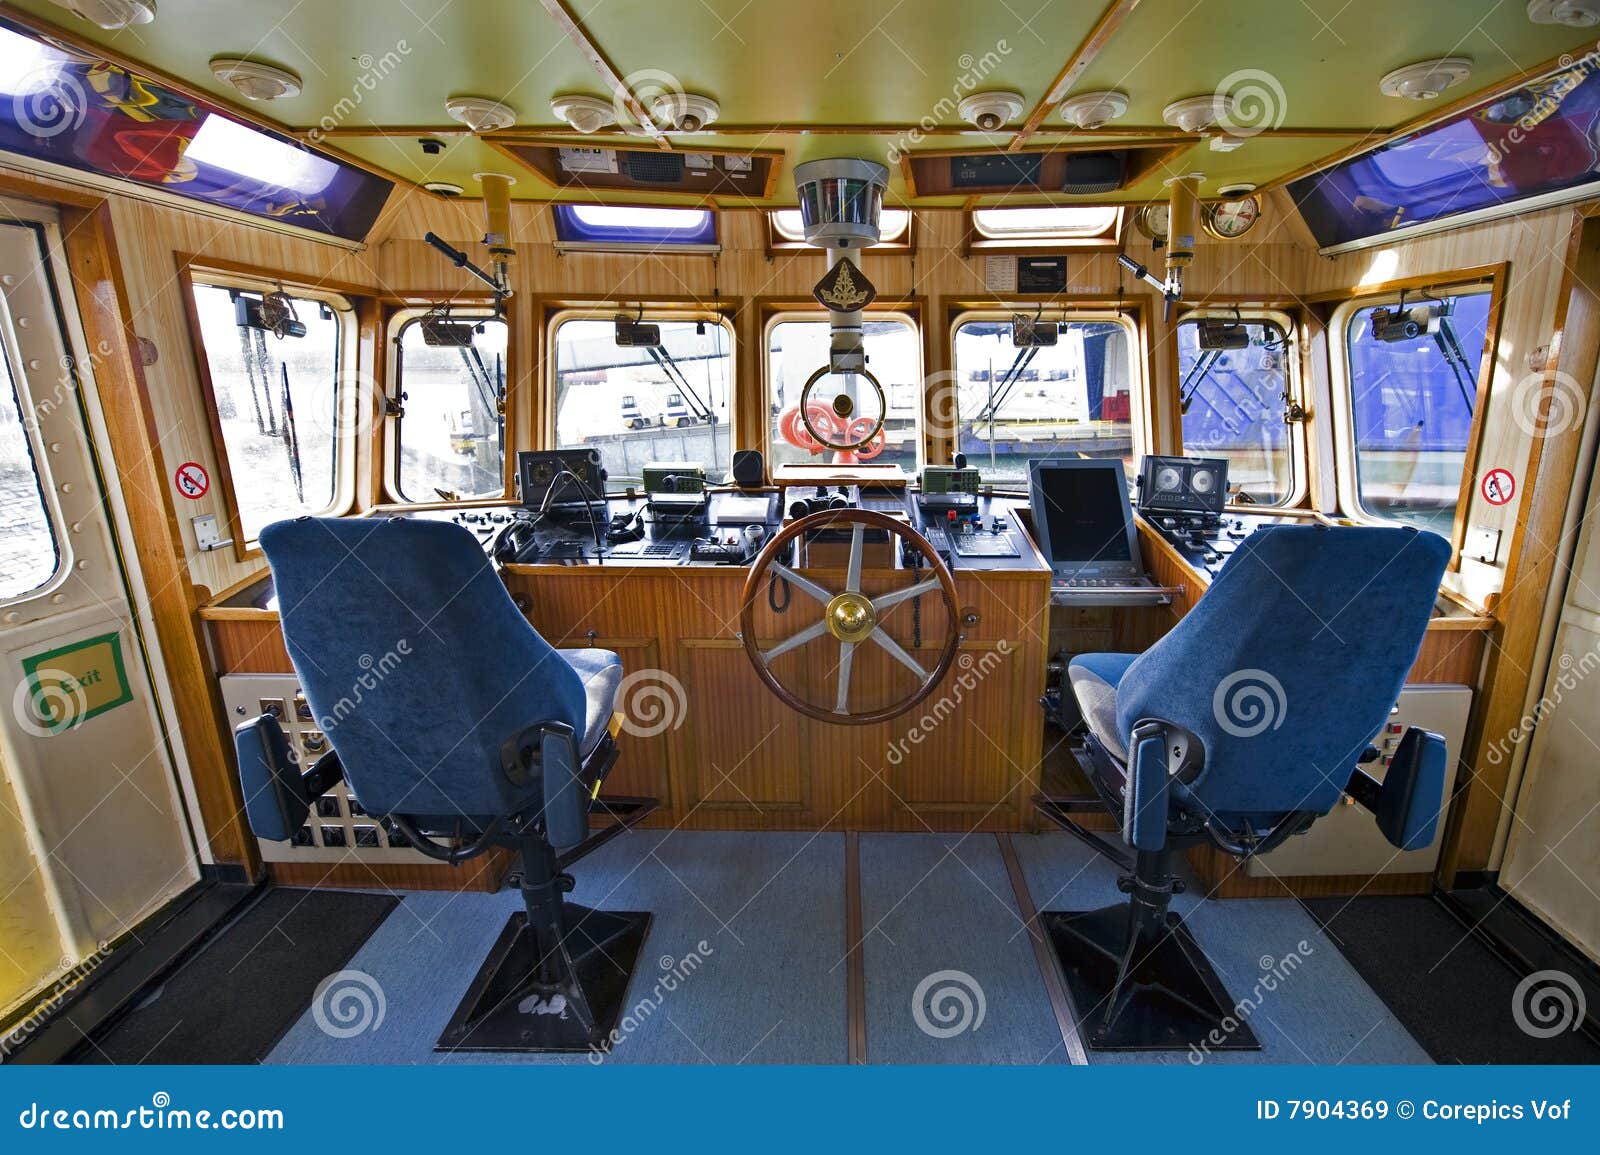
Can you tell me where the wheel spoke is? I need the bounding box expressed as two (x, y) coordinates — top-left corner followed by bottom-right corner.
(770, 562), (835, 606)
(870, 627), (929, 681)
(760, 618), (828, 662)
(873, 576), (942, 612)
(845, 524), (864, 593)
(833, 641), (856, 714)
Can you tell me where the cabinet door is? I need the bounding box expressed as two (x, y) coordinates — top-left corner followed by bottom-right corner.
(678, 641), (810, 811)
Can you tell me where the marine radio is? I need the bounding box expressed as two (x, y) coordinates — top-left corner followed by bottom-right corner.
(917, 465), (981, 515)
(517, 449), (607, 510)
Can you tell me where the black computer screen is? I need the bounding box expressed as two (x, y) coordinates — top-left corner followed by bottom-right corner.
(1035, 465), (1135, 564)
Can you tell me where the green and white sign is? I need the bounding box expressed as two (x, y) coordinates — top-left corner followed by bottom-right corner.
(19, 632), (133, 735)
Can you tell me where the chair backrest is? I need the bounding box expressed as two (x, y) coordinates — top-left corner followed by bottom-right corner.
(257, 517), (586, 821)
(1115, 524), (1450, 820)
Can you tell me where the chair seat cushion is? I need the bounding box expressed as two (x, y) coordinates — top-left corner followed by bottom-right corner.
(559, 649), (624, 757)
(1067, 652), (1139, 764)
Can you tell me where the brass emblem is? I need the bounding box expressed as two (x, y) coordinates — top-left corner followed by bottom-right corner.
(813, 258), (876, 312)
(825, 592), (877, 643)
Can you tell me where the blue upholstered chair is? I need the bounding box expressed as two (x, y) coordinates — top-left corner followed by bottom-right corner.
(1047, 523), (1452, 1050)
(233, 516), (655, 1053)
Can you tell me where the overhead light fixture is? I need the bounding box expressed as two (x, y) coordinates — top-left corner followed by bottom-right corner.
(650, 92), (720, 132)
(46, 0), (155, 30)
(444, 96), (517, 133)
(1527, 0), (1600, 27)
(957, 91), (1025, 132)
(423, 181), (464, 197)
(210, 57), (302, 101)
(1058, 90), (1129, 129)
(1217, 181), (1257, 197)
(1162, 94), (1232, 133)
(185, 113), (338, 194)
(551, 94), (616, 134)
(1379, 58), (1472, 100)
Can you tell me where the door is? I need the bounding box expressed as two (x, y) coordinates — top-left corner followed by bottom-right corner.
(0, 202), (199, 1020)
(1499, 374), (1600, 966)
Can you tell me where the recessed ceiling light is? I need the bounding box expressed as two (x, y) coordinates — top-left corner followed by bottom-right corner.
(1163, 94), (1232, 133)
(1217, 182), (1257, 197)
(1379, 58), (1472, 100)
(651, 92), (721, 132)
(550, 94), (616, 134)
(46, 0), (154, 30)
(423, 181), (464, 197)
(444, 96), (517, 133)
(210, 57), (302, 101)
(1527, 0), (1600, 27)
(1058, 90), (1129, 129)
(957, 91), (1025, 132)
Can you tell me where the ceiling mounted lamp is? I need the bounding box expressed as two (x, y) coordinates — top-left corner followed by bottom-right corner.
(444, 96), (517, 133)
(1527, 0), (1600, 27)
(1379, 58), (1472, 100)
(1162, 94), (1233, 133)
(650, 92), (721, 132)
(1057, 90), (1129, 130)
(210, 57), (302, 101)
(550, 94), (616, 134)
(46, 0), (154, 29)
(957, 91), (1025, 132)
(423, 181), (464, 197)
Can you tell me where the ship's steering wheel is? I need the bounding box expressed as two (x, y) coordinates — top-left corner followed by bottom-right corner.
(739, 508), (960, 724)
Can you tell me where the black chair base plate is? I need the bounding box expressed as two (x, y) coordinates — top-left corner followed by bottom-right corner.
(1043, 905), (1260, 1052)
(435, 905), (651, 1053)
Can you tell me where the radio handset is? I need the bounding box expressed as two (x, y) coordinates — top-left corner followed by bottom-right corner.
(740, 523), (767, 561)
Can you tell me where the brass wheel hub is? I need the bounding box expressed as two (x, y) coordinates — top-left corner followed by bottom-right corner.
(825, 591), (877, 643)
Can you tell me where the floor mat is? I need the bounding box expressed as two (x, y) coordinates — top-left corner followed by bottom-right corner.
(1303, 895), (1600, 1065)
(77, 888), (397, 1065)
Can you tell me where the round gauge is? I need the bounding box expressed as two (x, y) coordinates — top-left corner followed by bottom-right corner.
(1191, 468), (1217, 495)
(1155, 466), (1183, 492)
(1134, 202), (1169, 241)
(1202, 195), (1262, 240)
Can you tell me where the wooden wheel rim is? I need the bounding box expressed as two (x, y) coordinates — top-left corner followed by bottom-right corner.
(798, 365), (887, 452)
(739, 507), (961, 725)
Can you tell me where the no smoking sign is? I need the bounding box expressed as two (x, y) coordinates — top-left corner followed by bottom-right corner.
(174, 461), (210, 500)
(1481, 468), (1515, 507)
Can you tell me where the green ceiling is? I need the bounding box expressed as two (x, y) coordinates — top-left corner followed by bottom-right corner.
(7, 0), (1595, 205)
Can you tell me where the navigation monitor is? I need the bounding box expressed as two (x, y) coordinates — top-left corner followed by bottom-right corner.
(1028, 459), (1142, 577)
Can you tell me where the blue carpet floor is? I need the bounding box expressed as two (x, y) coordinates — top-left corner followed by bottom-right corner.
(1010, 833), (1429, 1065)
(266, 831), (1428, 1066)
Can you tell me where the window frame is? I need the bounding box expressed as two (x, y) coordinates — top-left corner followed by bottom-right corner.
(551, 204), (720, 253)
(543, 306), (739, 476)
(766, 208), (914, 253)
(382, 305), (513, 506)
(181, 266), (358, 559)
(945, 306), (1144, 489)
(763, 306), (926, 478)
(0, 282), (65, 605)
(962, 205), (1123, 253)
(1173, 307), (1308, 509)
(1326, 272), (1503, 559)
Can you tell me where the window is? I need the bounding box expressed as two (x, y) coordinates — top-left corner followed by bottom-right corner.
(770, 209), (911, 245)
(189, 282), (345, 544)
(552, 205), (717, 249)
(394, 315), (508, 502)
(949, 316), (1137, 484)
(768, 315), (921, 475)
(1176, 315), (1296, 505)
(0, 331), (58, 600)
(552, 316), (734, 485)
(1341, 289), (1491, 538)
(969, 206), (1121, 248)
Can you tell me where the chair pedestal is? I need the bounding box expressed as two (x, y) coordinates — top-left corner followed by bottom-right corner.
(1043, 848), (1259, 1052)
(436, 836), (650, 1054)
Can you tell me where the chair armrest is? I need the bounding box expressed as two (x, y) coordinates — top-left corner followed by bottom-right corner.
(234, 714), (344, 841)
(1124, 722), (1171, 852)
(1344, 726), (1448, 851)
